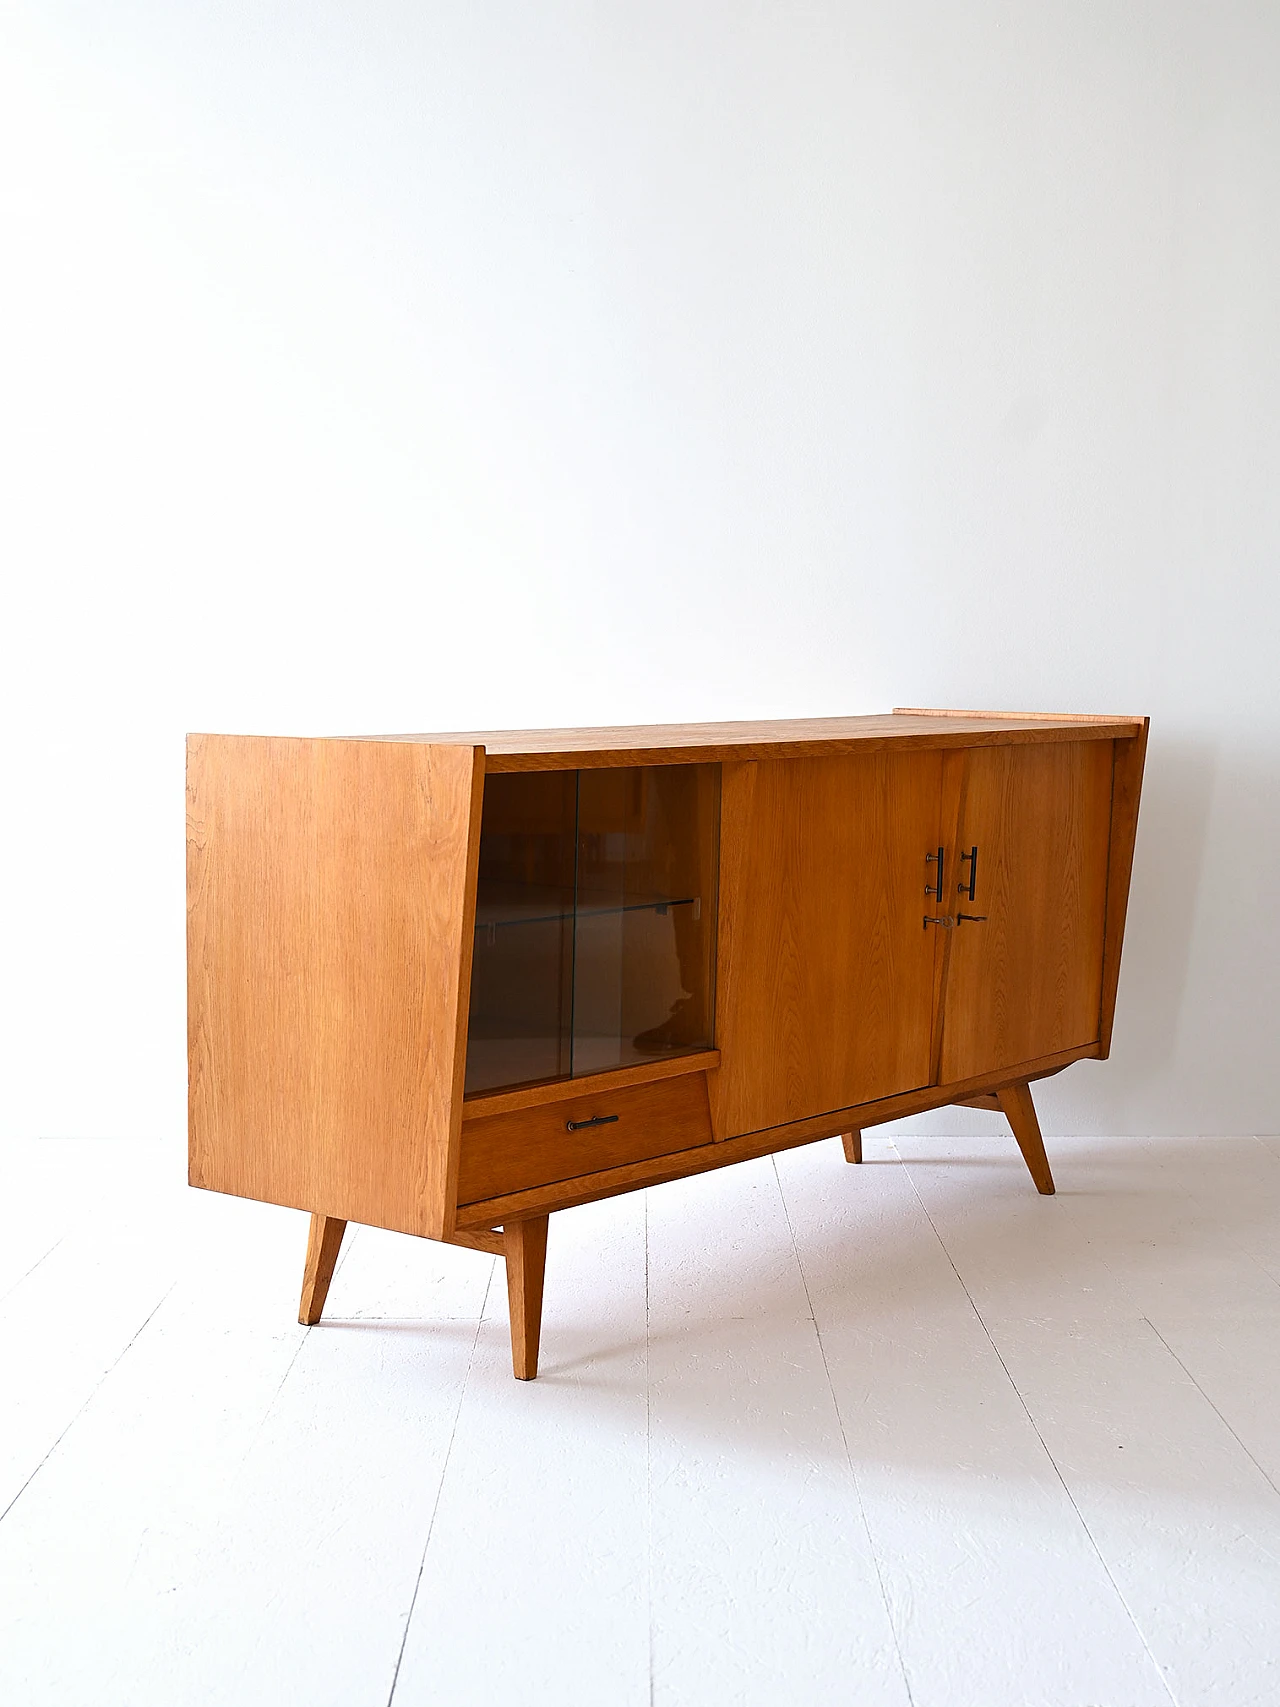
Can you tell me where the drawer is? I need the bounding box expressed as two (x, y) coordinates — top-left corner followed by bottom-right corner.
(457, 1071), (713, 1206)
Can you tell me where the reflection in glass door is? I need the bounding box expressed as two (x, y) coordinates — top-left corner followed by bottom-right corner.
(572, 765), (718, 1076)
(464, 770), (576, 1094)
(464, 764), (719, 1095)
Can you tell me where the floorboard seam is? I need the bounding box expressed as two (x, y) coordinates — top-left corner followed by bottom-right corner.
(235, 1234), (338, 1471)
(772, 1157), (917, 1707)
(385, 1264), (495, 1707)
(1142, 1317), (1280, 1501)
(0, 1282), (174, 1529)
(898, 1157), (1183, 1707)
(0, 1235), (64, 1311)
(236, 1325), (313, 1471)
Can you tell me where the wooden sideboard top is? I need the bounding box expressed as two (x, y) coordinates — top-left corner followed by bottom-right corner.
(363, 709), (1147, 772)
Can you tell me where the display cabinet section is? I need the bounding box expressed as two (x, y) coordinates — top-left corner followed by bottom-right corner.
(464, 764), (720, 1095)
(464, 770), (577, 1095)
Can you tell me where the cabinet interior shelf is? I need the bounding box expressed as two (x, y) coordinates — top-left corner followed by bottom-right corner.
(474, 893), (701, 935)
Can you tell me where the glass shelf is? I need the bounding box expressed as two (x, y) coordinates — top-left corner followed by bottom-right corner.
(475, 892), (701, 937)
(464, 765), (719, 1096)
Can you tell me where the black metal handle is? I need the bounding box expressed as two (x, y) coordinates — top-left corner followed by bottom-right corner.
(925, 847), (945, 902)
(565, 1114), (620, 1132)
(956, 913), (987, 924)
(958, 845), (978, 901)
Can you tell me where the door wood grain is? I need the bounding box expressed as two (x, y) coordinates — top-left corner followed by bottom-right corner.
(710, 752), (942, 1138)
(938, 740), (1113, 1083)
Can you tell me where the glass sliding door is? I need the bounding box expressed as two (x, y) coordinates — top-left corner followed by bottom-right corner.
(464, 764), (719, 1095)
(464, 771), (577, 1094)
(572, 764), (719, 1076)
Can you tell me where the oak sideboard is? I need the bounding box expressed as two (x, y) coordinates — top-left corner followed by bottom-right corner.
(187, 709), (1148, 1378)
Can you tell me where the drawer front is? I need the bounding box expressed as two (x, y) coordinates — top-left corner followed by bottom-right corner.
(457, 1072), (713, 1206)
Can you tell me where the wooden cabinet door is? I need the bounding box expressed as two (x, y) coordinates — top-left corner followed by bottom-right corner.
(711, 751), (942, 1138)
(938, 740), (1114, 1083)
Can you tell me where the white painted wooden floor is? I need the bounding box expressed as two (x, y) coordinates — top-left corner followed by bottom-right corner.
(2, 1131), (1279, 1707)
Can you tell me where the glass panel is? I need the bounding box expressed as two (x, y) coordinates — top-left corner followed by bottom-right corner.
(572, 765), (719, 1076)
(464, 771), (576, 1094)
(464, 763), (720, 1095)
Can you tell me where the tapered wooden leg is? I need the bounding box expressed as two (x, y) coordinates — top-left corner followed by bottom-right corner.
(503, 1216), (549, 1380)
(840, 1129), (863, 1164)
(996, 1083), (1055, 1195)
(298, 1214), (347, 1324)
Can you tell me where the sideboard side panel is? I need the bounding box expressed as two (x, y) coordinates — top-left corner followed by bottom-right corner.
(1098, 720), (1150, 1056)
(187, 735), (483, 1240)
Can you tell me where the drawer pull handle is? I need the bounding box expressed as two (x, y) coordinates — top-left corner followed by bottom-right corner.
(565, 1114), (620, 1132)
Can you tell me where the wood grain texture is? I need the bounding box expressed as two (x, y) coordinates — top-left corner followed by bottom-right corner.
(840, 1131), (863, 1164)
(461, 1050), (719, 1120)
(446, 1229), (504, 1257)
(1098, 722), (1150, 1057)
(997, 1082), (1056, 1195)
(187, 734), (484, 1241)
(298, 1214), (347, 1325)
(893, 706), (1143, 725)
(368, 713), (1142, 772)
(711, 751), (942, 1138)
(938, 740), (1113, 1084)
(504, 1217), (549, 1380)
(454, 1044), (1092, 1228)
(457, 1071), (713, 1206)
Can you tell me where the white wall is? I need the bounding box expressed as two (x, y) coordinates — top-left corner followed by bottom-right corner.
(2, 1), (1277, 1142)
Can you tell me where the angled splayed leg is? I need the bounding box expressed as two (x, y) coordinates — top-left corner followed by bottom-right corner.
(299, 1214), (347, 1324)
(840, 1130), (863, 1164)
(504, 1216), (549, 1380)
(996, 1083), (1055, 1195)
